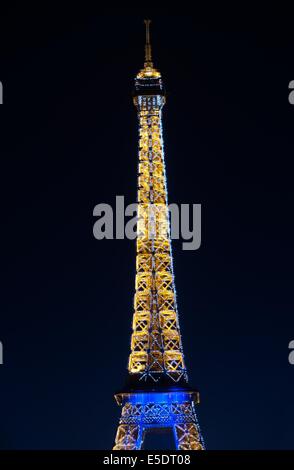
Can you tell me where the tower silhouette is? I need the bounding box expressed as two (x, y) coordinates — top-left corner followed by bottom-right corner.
(113, 20), (205, 450)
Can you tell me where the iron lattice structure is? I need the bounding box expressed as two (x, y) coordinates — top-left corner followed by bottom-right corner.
(113, 20), (205, 450)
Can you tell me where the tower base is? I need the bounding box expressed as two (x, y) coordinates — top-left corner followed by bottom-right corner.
(113, 390), (205, 450)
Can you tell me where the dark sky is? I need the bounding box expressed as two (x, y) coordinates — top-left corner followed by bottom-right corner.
(0, 8), (294, 450)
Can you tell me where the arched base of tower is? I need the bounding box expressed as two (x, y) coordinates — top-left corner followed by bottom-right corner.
(113, 391), (205, 450)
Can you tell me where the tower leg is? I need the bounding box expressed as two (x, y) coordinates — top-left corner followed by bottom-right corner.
(173, 422), (204, 450)
(113, 424), (143, 450)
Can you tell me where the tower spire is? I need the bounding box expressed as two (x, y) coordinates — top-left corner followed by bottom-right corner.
(144, 19), (153, 66)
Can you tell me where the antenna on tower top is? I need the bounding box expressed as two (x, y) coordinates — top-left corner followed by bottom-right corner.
(144, 19), (153, 66)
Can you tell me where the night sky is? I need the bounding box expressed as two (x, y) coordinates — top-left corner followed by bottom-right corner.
(0, 8), (294, 450)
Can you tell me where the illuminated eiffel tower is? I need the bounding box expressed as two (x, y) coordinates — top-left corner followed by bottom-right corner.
(113, 20), (205, 450)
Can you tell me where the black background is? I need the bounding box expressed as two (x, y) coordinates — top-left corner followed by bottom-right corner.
(0, 7), (294, 449)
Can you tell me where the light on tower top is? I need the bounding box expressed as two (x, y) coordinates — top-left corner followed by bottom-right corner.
(137, 19), (161, 79)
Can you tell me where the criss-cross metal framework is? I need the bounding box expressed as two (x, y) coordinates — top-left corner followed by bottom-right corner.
(128, 93), (187, 383)
(113, 20), (204, 450)
(113, 392), (204, 450)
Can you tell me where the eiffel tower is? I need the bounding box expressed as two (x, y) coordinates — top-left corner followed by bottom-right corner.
(113, 20), (205, 451)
